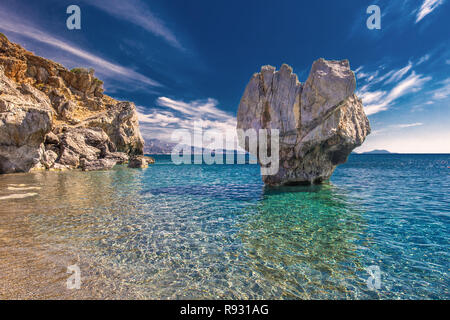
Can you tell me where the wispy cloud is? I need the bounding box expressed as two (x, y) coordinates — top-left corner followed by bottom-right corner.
(355, 62), (413, 87)
(431, 78), (450, 99)
(394, 122), (423, 128)
(359, 71), (431, 115)
(0, 6), (160, 88)
(356, 69), (379, 82)
(384, 62), (413, 84)
(417, 54), (431, 65)
(415, 0), (445, 23)
(369, 122), (424, 136)
(85, 0), (183, 50)
(138, 98), (238, 149)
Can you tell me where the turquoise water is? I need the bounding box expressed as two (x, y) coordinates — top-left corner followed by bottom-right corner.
(0, 154), (448, 299)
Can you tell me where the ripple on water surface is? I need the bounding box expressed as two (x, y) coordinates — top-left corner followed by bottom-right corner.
(0, 154), (448, 299)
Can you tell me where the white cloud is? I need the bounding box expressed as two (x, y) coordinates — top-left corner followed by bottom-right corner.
(369, 122), (424, 135)
(356, 69), (379, 81)
(85, 0), (183, 50)
(363, 71), (431, 115)
(357, 61), (417, 88)
(430, 78), (450, 100)
(415, 0), (445, 23)
(156, 97), (234, 122)
(354, 66), (364, 73)
(358, 90), (387, 105)
(356, 71), (370, 80)
(138, 98), (238, 150)
(384, 62), (413, 84)
(0, 8), (160, 87)
(394, 122), (423, 128)
(417, 54), (431, 65)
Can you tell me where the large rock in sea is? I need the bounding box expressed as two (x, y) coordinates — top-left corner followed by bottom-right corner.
(0, 33), (146, 173)
(237, 59), (370, 185)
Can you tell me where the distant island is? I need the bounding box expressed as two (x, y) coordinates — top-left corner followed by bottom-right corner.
(362, 149), (392, 154)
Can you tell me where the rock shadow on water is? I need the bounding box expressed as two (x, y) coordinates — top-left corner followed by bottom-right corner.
(262, 182), (330, 196)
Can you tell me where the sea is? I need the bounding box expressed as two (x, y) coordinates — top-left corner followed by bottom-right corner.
(0, 154), (448, 299)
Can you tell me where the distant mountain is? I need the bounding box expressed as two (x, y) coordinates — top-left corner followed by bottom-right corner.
(362, 149), (392, 154)
(144, 139), (244, 155)
(144, 139), (177, 154)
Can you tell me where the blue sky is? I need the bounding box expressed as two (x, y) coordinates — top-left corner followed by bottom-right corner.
(0, 0), (449, 152)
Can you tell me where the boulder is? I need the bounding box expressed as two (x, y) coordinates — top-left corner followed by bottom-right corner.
(128, 155), (148, 168)
(237, 59), (370, 185)
(42, 149), (58, 169)
(81, 101), (144, 155)
(80, 158), (117, 171)
(56, 127), (114, 168)
(58, 100), (77, 120)
(45, 132), (59, 145)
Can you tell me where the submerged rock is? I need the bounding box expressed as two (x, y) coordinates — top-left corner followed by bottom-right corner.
(237, 58), (370, 185)
(0, 34), (147, 174)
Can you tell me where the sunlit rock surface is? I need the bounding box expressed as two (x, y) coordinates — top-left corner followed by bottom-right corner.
(237, 58), (370, 185)
(0, 33), (144, 173)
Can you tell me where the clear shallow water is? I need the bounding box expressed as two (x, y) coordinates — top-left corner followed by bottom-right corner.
(0, 154), (448, 299)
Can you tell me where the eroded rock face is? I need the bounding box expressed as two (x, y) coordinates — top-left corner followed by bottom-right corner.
(0, 66), (53, 173)
(0, 34), (146, 173)
(237, 58), (370, 185)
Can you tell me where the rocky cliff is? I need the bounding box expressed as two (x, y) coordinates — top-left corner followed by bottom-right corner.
(237, 59), (370, 185)
(0, 33), (145, 173)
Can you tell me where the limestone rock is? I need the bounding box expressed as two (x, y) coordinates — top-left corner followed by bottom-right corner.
(237, 58), (370, 185)
(58, 100), (76, 120)
(80, 101), (145, 155)
(104, 152), (129, 164)
(56, 127), (114, 168)
(0, 34), (147, 174)
(80, 158), (117, 171)
(49, 163), (69, 171)
(0, 66), (53, 173)
(45, 132), (59, 145)
(42, 149), (58, 169)
(128, 155), (149, 168)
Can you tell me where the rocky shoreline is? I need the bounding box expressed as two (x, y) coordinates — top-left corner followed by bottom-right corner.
(0, 34), (151, 174)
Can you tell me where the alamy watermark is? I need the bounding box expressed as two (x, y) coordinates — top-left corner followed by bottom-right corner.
(366, 5), (381, 30)
(66, 5), (81, 30)
(66, 264), (81, 289)
(365, 265), (381, 290)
